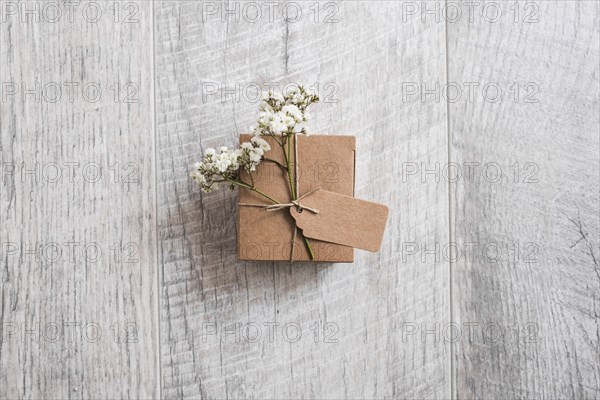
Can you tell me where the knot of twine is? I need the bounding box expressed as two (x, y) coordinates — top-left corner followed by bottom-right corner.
(245, 188), (320, 214)
(238, 134), (318, 262)
(255, 188), (320, 214)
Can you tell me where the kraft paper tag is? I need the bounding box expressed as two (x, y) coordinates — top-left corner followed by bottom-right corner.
(289, 189), (389, 252)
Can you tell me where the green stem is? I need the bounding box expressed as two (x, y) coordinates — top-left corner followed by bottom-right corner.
(282, 133), (314, 260)
(279, 137), (290, 166)
(252, 187), (279, 204)
(303, 236), (315, 260)
(266, 132), (284, 149)
(237, 132), (316, 260)
(226, 178), (280, 204)
(285, 134), (297, 200)
(263, 158), (286, 170)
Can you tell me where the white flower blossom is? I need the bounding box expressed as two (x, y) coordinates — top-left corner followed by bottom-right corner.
(249, 151), (261, 163)
(282, 104), (303, 122)
(251, 136), (270, 152)
(191, 85), (319, 193)
(251, 86), (318, 138)
(190, 169), (206, 184)
(273, 92), (284, 103)
(269, 118), (287, 136)
(215, 157), (231, 173)
(281, 114), (295, 128)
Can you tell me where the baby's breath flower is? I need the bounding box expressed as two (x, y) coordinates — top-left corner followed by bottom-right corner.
(191, 136), (272, 192)
(282, 104), (303, 122)
(252, 85), (319, 138)
(191, 85), (318, 193)
(215, 157), (231, 173)
(251, 136), (271, 152)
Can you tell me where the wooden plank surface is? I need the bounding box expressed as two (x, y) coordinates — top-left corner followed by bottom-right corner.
(448, 1), (600, 398)
(154, 1), (449, 398)
(0, 1), (158, 398)
(1, 0), (598, 398)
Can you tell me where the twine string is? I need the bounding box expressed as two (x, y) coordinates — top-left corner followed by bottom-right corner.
(238, 187), (321, 214)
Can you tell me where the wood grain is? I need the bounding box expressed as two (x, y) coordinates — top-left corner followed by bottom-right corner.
(448, 1), (600, 398)
(0, 2), (158, 398)
(155, 1), (449, 398)
(2, 0), (597, 398)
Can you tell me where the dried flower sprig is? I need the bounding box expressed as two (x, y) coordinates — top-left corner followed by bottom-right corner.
(252, 86), (319, 200)
(191, 85), (320, 259)
(190, 136), (275, 201)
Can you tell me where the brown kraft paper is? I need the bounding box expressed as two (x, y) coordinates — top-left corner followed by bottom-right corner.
(290, 189), (389, 252)
(237, 134), (355, 262)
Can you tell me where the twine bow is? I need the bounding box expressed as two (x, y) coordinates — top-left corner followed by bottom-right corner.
(238, 134), (318, 262)
(240, 188), (320, 214)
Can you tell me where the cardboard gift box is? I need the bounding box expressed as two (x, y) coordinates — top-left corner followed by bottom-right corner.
(237, 134), (355, 262)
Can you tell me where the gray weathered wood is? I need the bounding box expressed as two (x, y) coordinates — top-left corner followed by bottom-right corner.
(448, 1), (600, 398)
(0, 2), (158, 398)
(2, 0), (598, 398)
(155, 1), (450, 398)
